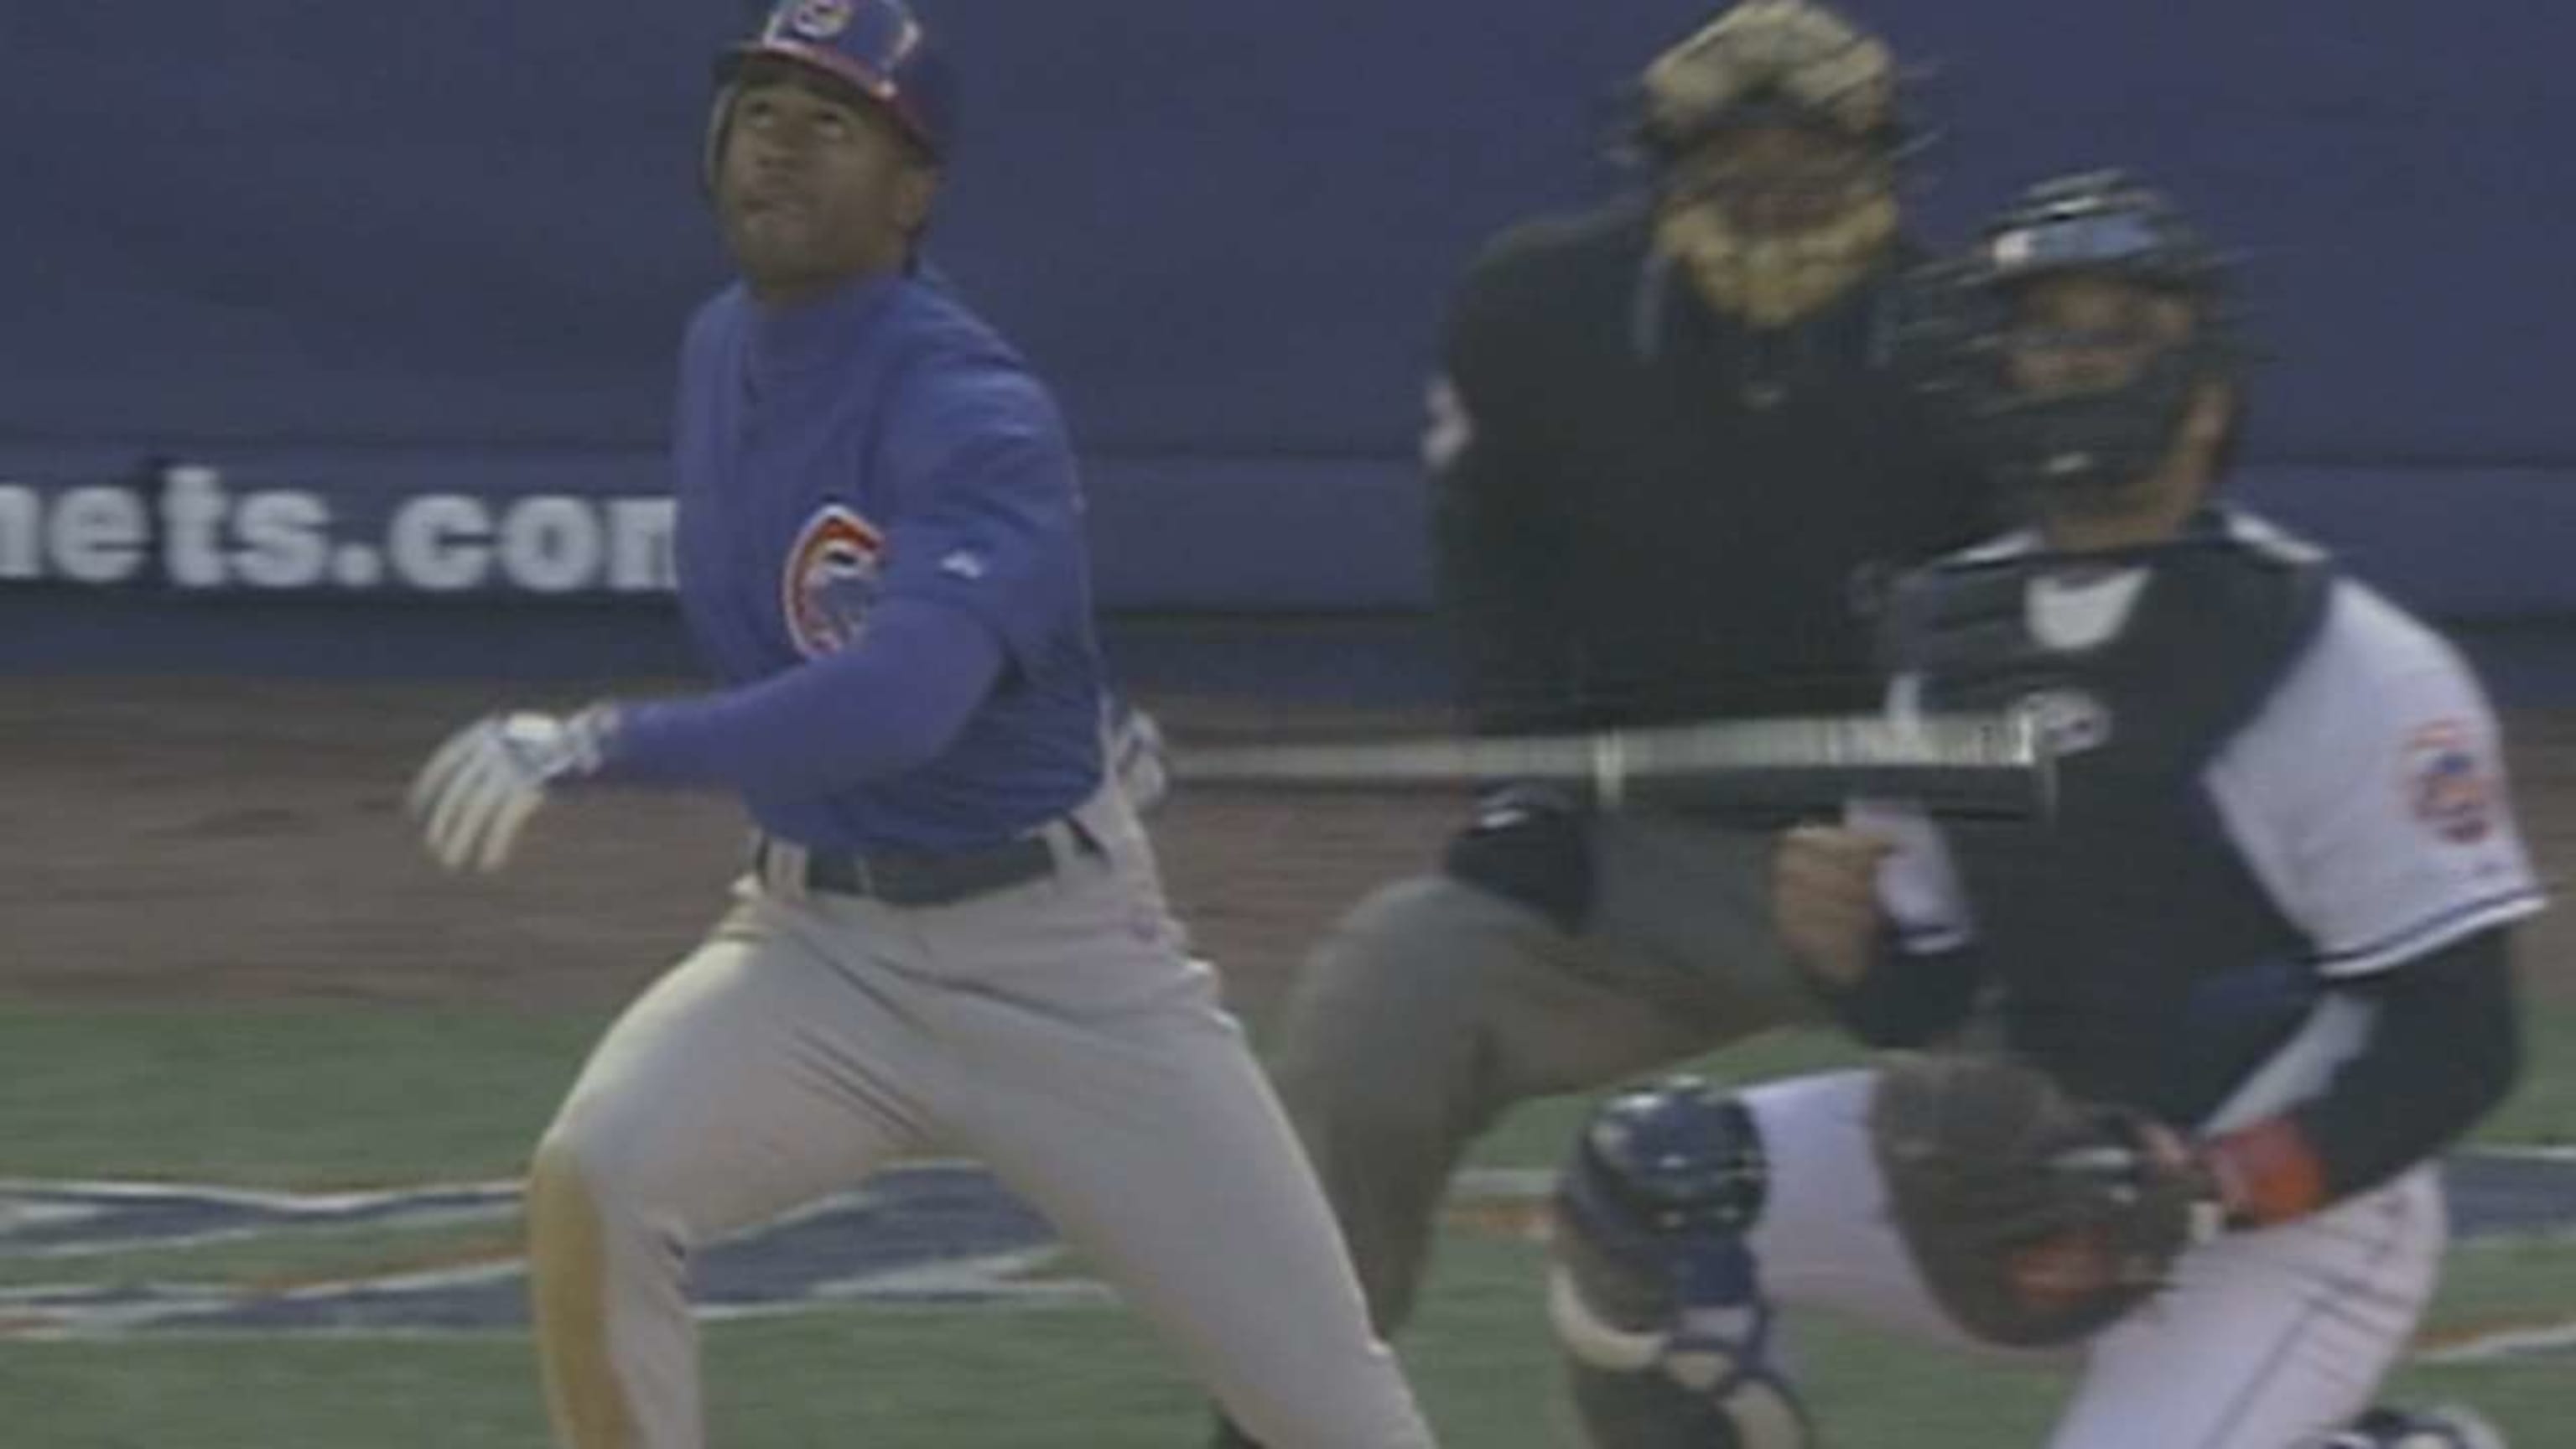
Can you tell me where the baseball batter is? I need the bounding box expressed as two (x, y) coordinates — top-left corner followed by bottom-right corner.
(403, 4), (1432, 1446)
(1543, 175), (2536, 1448)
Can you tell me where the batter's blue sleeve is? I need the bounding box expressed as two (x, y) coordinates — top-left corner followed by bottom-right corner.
(876, 366), (1085, 673)
(590, 596), (1005, 796)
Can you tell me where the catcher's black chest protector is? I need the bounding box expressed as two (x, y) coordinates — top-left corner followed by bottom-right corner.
(1883, 521), (2335, 1125)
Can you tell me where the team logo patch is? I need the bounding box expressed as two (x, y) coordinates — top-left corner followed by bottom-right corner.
(2014, 687), (2113, 757)
(782, 505), (886, 657)
(784, 0), (855, 41)
(2401, 720), (2496, 844)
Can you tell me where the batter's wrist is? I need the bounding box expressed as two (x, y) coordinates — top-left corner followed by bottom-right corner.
(554, 702), (626, 785)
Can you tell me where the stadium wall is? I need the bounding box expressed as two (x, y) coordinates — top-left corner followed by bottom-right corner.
(2, 3), (2568, 691)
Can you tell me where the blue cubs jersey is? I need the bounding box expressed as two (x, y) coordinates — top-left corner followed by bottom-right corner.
(668, 272), (1106, 850)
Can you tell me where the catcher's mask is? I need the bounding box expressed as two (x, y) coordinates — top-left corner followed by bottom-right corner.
(1940, 170), (2248, 512)
(1548, 1078), (1810, 1449)
(1632, 0), (1909, 330)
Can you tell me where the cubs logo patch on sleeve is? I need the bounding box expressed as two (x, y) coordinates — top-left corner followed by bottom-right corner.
(2400, 720), (2496, 845)
(782, 505), (887, 657)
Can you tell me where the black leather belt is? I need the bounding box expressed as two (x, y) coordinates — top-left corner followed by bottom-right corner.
(755, 831), (1071, 907)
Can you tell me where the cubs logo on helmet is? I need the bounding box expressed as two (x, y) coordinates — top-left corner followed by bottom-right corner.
(783, 0), (856, 41)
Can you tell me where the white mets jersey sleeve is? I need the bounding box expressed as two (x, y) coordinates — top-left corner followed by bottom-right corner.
(2206, 579), (2545, 979)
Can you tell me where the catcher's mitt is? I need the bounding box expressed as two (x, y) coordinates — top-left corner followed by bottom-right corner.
(1867, 1052), (2223, 1348)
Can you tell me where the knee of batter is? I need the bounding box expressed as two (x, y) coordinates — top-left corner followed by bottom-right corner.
(527, 1132), (649, 1449)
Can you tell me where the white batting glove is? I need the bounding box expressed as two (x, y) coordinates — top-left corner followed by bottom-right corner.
(408, 708), (615, 874)
(1107, 698), (1171, 817)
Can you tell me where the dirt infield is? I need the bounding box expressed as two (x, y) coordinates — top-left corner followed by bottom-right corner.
(3, 678), (2570, 1026)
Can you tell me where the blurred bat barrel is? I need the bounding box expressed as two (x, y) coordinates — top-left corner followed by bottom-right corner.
(1170, 712), (2054, 820)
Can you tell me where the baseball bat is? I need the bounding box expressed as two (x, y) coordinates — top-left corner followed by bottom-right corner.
(1170, 711), (2054, 820)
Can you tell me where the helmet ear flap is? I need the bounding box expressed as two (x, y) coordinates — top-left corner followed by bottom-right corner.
(703, 82), (741, 195)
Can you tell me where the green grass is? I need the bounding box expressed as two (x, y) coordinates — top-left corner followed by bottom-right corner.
(0, 1001), (2568, 1447)
(2421, 1233), (2576, 1345)
(0, 1218), (518, 1291)
(0, 1005), (604, 1186)
(3, 1233), (2560, 1448)
(2484, 992), (2576, 1146)
(7, 1000), (2568, 1188)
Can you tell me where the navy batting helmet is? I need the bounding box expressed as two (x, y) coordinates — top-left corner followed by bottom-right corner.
(709, 0), (959, 181)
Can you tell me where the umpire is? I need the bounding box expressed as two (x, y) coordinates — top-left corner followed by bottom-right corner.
(1218, 5), (1993, 1439)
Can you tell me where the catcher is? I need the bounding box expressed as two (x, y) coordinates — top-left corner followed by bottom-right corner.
(1544, 174), (2536, 1448)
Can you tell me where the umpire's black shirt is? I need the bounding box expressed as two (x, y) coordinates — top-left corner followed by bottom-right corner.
(1432, 200), (1997, 735)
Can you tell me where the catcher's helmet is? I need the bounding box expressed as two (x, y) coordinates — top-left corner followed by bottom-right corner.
(709, 0), (958, 180)
(1968, 170), (2225, 296)
(1935, 169), (2247, 504)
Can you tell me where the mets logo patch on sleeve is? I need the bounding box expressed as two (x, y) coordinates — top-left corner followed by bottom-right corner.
(2400, 719), (2496, 845)
(782, 505), (886, 657)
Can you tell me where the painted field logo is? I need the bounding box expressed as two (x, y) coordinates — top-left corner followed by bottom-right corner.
(3, 1156), (2572, 1348)
(0, 1166), (1091, 1341)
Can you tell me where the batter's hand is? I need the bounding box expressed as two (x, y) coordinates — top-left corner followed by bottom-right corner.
(1772, 824), (1896, 988)
(408, 709), (615, 873)
(1106, 697), (1171, 817)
